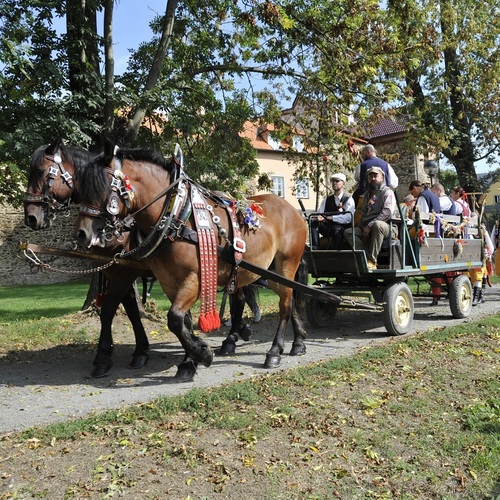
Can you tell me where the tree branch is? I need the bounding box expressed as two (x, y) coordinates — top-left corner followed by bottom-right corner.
(125, 0), (178, 144)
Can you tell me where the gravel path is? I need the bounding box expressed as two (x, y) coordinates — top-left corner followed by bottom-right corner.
(1, 286), (498, 434)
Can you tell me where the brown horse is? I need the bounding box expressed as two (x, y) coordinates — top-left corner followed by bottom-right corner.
(24, 140), (152, 377)
(74, 146), (308, 381)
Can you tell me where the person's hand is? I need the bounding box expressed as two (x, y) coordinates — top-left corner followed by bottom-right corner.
(317, 215), (325, 222)
(363, 225), (371, 238)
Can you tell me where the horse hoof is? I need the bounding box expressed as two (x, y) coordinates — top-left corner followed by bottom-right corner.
(91, 363), (112, 378)
(289, 345), (306, 357)
(129, 353), (149, 369)
(199, 347), (214, 368)
(175, 360), (197, 382)
(264, 353), (281, 369)
(238, 325), (252, 342)
(218, 340), (236, 356)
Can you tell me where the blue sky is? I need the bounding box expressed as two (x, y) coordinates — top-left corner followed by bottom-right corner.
(100, 0), (166, 74)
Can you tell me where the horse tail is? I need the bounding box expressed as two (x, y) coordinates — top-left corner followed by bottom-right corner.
(243, 285), (260, 317)
(293, 252), (309, 315)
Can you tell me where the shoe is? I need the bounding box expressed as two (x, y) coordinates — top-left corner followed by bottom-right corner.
(367, 259), (377, 270)
(430, 298), (439, 306)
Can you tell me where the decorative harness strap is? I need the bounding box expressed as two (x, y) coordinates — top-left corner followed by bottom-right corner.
(225, 202), (246, 294)
(191, 185), (220, 332)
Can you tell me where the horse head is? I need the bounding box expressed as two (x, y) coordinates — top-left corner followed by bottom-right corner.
(23, 139), (96, 229)
(75, 146), (174, 249)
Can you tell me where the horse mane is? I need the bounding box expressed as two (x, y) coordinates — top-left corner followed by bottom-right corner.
(60, 146), (98, 179)
(115, 148), (173, 173)
(80, 147), (173, 206)
(29, 145), (49, 171)
(80, 154), (113, 206)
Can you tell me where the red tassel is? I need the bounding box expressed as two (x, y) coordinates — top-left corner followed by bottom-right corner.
(198, 313), (211, 333)
(211, 310), (221, 330)
(198, 310), (221, 333)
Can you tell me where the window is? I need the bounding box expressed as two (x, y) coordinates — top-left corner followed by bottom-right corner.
(271, 176), (285, 197)
(295, 178), (309, 199)
(267, 134), (282, 151)
(292, 136), (304, 152)
(494, 195), (500, 204)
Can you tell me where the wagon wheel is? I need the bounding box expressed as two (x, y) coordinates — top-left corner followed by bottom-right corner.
(306, 297), (338, 328)
(448, 274), (472, 319)
(383, 282), (414, 336)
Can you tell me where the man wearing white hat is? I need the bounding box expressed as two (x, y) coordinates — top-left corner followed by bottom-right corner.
(311, 172), (355, 250)
(343, 166), (397, 270)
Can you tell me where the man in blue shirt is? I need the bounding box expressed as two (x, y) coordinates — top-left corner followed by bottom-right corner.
(354, 144), (399, 203)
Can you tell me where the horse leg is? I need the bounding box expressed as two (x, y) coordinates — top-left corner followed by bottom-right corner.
(264, 315), (288, 369)
(244, 285), (261, 323)
(167, 306), (214, 382)
(91, 272), (147, 378)
(289, 259), (308, 356)
(91, 291), (120, 378)
(289, 302), (307, 357)
(218, 288), (249, 356)
(264, 289), (294, 369)
(121, 287), (150, 369)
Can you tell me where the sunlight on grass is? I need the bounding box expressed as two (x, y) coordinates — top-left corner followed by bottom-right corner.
(0, 280), (91, 322)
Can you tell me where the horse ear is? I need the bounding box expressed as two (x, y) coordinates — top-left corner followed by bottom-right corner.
(45, 138), (62, 156)
(103, 138), (115, 160)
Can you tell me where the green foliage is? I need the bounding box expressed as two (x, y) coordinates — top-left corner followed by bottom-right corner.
(438, 168), (460, 193)
(1, 0), (499, 204)
(381, 0), (500, 188)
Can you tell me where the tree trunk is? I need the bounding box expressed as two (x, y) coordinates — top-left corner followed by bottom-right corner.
(81, 272), (100, 311)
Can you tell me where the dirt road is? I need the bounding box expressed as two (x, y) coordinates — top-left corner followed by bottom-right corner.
(1, 286), (498, 434)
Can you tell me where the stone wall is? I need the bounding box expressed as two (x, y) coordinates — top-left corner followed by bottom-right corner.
(0, 204), (92, 286)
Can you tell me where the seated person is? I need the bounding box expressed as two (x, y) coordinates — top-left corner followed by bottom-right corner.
(430, 183), (458, 215)
(408, 180), (442, 215)
(344, 166), (397, 270)
(449, 186), (471, 216)
(311, 172), (355, 249)
(401, 194), (416, 223)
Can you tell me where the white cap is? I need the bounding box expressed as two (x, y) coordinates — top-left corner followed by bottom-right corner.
(366, 166), (385, 177)
(330, 173), (346, 182)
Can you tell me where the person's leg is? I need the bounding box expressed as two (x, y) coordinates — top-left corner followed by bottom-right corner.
(430, 277), (443, 306)
(344, 226), (366, 252)
(331, 223), (346, 250)
(310, 219), (320, 249)
(470, 267), (483, 306)
(367, 220), (390, 263)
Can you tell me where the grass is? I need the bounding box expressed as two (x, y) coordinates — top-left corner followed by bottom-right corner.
(0, 279), (499, 498)
(1, 316), (498, 498)
(0, 280), (278, 350)
(0, 280), (91, 323)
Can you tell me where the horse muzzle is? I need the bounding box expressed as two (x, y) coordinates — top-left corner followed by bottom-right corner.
(24, 207), (53, 230)
(75, 226), (106, 249)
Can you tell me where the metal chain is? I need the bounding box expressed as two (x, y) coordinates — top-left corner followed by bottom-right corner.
(22, 248), (117, 275)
